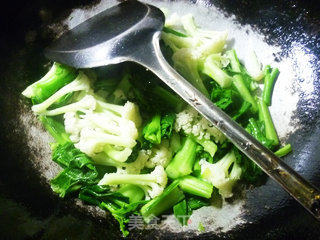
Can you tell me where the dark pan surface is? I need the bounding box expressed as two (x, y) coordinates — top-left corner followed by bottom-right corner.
(0, 0), (319, 239)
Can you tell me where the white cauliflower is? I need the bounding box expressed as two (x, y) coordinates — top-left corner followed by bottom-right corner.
(64, 99), (141, 162)
(98, 166), (167, 200)
(199, 151), (242, 198)
(27, 69), (142, 163)
(31, 71), (92, 114)
(91, 149), (151, 175)
(162, 13), (229, 96)
(145, 140), (173, 168)
(174, 106), (226, 143)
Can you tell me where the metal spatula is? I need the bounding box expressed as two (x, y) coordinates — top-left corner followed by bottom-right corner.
(44, 0), (320, 220)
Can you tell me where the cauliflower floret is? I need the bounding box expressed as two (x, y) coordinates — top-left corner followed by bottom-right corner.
(98, 165), (167, 200)
(175, 106), (226, 143)
(122, 102), (142, 128)
(199, 151), (242, 198)
(74, 126), (136, 158)
(123, 150), (152, 174)
(245, 50), (264, 81)
(88, 149), (151, 175)
(57, 90), (141, 163)
(96, 100), (142, 129)
(145, 140), (173, 168)
(32, 71), (91, 114)
(140, 166), (168, 199)
(45, 94), (96, 116)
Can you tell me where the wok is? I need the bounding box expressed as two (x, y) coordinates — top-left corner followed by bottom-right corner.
(0, 0), (319, 239)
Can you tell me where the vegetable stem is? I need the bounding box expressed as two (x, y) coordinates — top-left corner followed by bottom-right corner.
(118, 184), (145, 203)
(226, 50), (258, 112)
(258, 99), (279, 146)
(140, 180), (185, 223)
(232, 75), (258, 112)
(274, 144), (292, 157)
(166, 136), (198, 179)
(39, 116), (70, 145)
(262, 66), (279, 106)
(179, 175), (213, 199)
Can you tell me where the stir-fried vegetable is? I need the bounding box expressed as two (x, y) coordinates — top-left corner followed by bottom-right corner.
(22, 12), (292, 236)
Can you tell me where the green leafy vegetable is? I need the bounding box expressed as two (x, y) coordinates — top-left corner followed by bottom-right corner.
(193, 145), (213, 177)
(262, 66), (279, 106)
(39, 116), (70, 145)
(22, 63), (77, 104)
(142, 114), (161, 144)
(79, 185), (147, 237)
(186, 196), (210, 210)
(246, 118), (274, 149)
(48, 92), (74, 110)
(125, 142), (142, 163)
(50, 142), (98, 197)
(20, 12), (291, 237)
(140, 180), (185, 223)
(166, 136), (198, 179)
(225, 49), (258, 112)
(274, 144), (292, 158)
(179, 175), (213, 199)
(161, 113), (176, 139)
(210, 81), (252, 124)
(173, 199), (189, 225)
(118, 184), (145, 203)
(232, 101), (252, 122)
(233, 147), (263, 184)
(173, 196), (210, 226)
(210, 87), (237, 110)
(257, 98), (279, 146)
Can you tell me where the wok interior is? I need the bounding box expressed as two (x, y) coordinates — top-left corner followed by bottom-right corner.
(0, 0), (319, 239)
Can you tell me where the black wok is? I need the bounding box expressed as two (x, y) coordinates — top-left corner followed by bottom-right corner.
(0, 0), (320, 239)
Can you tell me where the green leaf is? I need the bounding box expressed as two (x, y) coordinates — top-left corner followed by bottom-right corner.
(163, 26), (188, 37)
(210, 81), (254, 122)
(142, 114), (161, 144)
(186, 196), (210, 210)
(50, 143), (98, 197)
(161, 113), (176, 139)
(232, 146), (263, 184)
(173, 196), (210, 226)
(210, 87), (237, 110)
(246, 118), (274, 149)
(48, 92), (74, 110)
(94, 78), (119, 93)
(79, 185), (148, 237)
(126, 142), (141, 163)
(29, 63), (77, 104)
(39, 116), (70, 145)
(193, 145), (213, 177)
(79, 185), (129, 206)
(232, 101), (252, 121)
(173, 200), (189, 225)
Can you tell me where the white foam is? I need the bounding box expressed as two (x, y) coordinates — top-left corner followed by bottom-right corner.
(156, 200), (246, 234)
(18, 100), (61, 181)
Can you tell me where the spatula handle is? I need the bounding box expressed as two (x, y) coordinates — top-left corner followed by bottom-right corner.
(131, 32), (320, 220)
